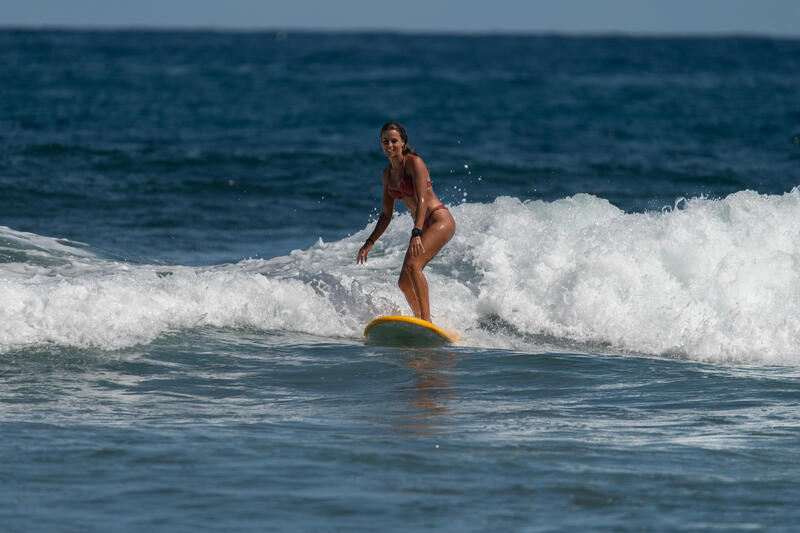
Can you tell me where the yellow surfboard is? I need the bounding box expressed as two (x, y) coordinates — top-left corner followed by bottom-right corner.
(364, 315), (459, 347)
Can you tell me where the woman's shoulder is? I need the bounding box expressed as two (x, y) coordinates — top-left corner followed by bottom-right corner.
(404, 153), (427, 173)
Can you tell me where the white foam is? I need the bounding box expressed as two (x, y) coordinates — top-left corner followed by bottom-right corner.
(449, 191), (800, 364)
(3, 189), (800, 365)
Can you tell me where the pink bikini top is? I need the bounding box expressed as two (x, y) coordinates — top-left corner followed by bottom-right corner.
(388, 155), (431, 200)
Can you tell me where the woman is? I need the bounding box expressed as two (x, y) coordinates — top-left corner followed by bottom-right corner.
(356, 122), (456, 323)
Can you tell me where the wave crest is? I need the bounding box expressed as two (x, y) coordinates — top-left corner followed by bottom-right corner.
(3, 189), (800, 364)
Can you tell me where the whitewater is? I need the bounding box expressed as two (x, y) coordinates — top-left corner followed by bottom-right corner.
(4, 189), (799, 364)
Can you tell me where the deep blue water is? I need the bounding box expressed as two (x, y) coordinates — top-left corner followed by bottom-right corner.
(2, 29), (800, 531)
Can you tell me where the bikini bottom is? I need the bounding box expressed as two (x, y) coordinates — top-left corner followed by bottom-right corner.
(423, 205), (449, 231)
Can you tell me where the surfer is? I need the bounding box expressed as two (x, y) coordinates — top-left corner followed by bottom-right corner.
(356, 122), (456, 323)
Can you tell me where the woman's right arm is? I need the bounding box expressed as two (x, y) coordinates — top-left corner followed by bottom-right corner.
(356, 170), (394, 264)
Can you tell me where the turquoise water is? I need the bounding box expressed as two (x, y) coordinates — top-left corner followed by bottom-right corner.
(2, 30), (800, 531)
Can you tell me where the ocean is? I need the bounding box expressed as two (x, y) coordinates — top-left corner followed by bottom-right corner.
(2, 29), (800, 531)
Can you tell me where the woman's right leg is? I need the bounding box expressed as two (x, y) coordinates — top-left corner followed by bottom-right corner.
(398, 269), (422, 318)
(398, 209), (455, 321)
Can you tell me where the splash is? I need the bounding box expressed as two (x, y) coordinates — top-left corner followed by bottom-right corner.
(3, 188), (800, 364)
(453, 190), (800, 364)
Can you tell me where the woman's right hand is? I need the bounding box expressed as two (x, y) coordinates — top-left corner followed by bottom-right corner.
(356, 241), (372, 264)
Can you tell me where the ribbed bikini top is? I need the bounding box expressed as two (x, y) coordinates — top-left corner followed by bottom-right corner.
(388, 155), (431, 199)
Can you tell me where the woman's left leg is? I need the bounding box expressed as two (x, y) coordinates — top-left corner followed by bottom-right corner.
(400, 209), (455, 322)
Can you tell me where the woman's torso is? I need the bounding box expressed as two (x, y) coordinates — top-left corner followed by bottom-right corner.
(386, 155), (443, 218)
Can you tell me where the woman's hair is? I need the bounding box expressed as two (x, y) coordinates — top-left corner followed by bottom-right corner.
(380, 121), (418, 156)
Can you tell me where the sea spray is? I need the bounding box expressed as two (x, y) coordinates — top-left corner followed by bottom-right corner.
(453, 190), (800, 363)
(3, 189), (800, 363)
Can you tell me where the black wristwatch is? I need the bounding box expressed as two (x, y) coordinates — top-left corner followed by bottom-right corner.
(411, 228), (423, 238)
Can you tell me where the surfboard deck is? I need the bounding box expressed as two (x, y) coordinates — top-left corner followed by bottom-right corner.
(364, 315), (459, 347)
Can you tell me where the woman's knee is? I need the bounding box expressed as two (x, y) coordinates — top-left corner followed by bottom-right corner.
(402, 260), (423, 277)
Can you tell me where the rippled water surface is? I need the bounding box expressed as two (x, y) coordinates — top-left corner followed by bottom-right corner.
(2, 30), (800, 531)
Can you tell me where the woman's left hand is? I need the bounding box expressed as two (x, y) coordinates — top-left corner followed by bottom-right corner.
(410, 235), (425, 257)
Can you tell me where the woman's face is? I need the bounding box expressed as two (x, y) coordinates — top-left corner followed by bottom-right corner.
(381, 129), (404, 158)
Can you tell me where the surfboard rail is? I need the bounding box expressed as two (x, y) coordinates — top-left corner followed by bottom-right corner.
(364, 315), (459, 346)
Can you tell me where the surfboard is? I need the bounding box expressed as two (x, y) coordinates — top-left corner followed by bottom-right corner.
(364, 315), (459, 347)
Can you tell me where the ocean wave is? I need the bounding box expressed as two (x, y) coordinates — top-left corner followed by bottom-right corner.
(2, 188), (800, 364)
